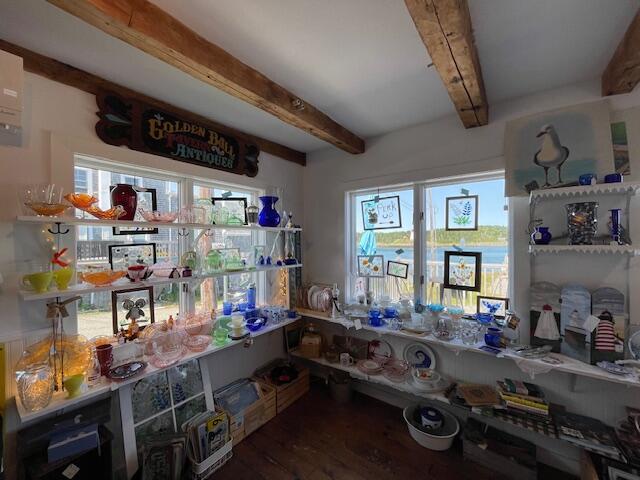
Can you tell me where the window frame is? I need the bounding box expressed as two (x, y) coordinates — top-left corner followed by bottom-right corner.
(345, 170), (511, 308)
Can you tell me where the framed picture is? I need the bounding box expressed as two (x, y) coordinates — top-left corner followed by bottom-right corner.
(211, 197), (248, 225)
(284, 319), (304, 353)
(109, 243), (157, 270)
(443, 251), (482, 292)
(386, 260), (409, 279)
(111, 286), (155, 334)
(477, 295), (509, 319)
(357, 255), (384, 277)
(361, 195), (401, 230)
(445, 195), (478, 231)
(112, 186), (159, 235)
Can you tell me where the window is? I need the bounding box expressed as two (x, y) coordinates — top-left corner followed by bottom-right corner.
(347, 175), (509, 313)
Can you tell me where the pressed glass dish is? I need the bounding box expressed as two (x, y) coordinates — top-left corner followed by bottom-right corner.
(80, 270), (126, 286)
(64, 193), (99, 210)
(25, 202), (70, 217)
(139, 209), (178, 223)
(183, 335), (211, 352)
(85, 205), (126, 220)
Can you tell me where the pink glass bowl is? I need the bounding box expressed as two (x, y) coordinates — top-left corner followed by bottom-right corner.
(139, 209), (179, 223)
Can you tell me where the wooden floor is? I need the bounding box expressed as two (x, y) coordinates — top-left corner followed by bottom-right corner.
(215, 382), (503, 480)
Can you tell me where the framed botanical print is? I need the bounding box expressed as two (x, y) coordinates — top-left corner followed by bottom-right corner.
(445, 195), (478, 231)
(357, 255), (384, 277)
(111, 286), (155, 334)
(443, 251), (482, 292)
(386, 260), (409, 279)
(477, 296), (509, 319)
(112, 186), (159, 235)
(109, 243), (157, 270)
(211, 197), (248, 225)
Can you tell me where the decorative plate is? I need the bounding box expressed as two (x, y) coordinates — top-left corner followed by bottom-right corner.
(403, 343), (437, 370)
(108, 361), (147, 380)
(369, 339), (393, 364)
(357, 359), (384, 375)
(597, 361), (632, 376)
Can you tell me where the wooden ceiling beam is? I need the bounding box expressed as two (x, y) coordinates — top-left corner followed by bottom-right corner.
(46, 0), (365, 154)
(0, 39), (306, 165)
(602, 8), (640, 96)
(404, 0), (488, 128)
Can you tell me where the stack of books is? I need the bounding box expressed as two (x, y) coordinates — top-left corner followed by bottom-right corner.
(553, 411), (623, 461)
(497, 379), (549, 418)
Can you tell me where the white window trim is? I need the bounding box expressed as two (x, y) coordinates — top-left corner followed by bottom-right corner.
(345, 170), (510, 307)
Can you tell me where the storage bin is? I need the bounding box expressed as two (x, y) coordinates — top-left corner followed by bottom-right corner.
(226, 382), (276, 445)
(188, 439), (233, 480)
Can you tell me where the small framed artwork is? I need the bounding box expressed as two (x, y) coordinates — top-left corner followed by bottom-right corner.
(361, 195), (402, 230)
(109, 243), (157, 270)
(443, 251), (482, 292)
(477, 296), (509, 319)
(386, 260), (409, 279)
(112, 186), (159, 235)
(211, 197), (248, 225)
(445, 195), (478, 231)
(111, 286), (155, 334)
(284, 319), (304, 353)
(357, 255), (384, 277)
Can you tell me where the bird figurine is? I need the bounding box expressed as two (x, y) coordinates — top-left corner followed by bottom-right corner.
(533, 124), (569, 187)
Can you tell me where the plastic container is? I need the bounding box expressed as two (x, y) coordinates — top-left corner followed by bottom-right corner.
(403, 404), (459, 451)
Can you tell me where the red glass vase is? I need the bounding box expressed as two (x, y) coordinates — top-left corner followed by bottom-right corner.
(110, 184), (137, 221)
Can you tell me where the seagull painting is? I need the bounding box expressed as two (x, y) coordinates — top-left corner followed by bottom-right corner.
(533, 124), (570, 187)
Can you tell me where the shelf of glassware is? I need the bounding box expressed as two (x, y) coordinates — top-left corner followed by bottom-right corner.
(528, 182), (640, 201)
(15, 215), (302, 233)
(290, 352), (450, 404)
(528, 244), (640, 255)
(16, 316), (301, 423)
(19, 264), (303, 301)
(297, 309), (640, 389)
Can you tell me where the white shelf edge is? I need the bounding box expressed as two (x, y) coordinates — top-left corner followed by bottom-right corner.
(297, 309), (640, 389)
(529, 182), (640, 200)
(15, 215), (302, 233)
(19, 264), (303, 301)
(528, 244), (639, 255)
(16, 317), (301, 423)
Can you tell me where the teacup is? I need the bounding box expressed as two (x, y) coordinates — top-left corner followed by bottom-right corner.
(53, 267), (74, 290)
(340, 353), (354, 367)
(22, 271), (53, 293)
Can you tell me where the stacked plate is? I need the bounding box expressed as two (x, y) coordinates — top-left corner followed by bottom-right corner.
(382, 359), (410, 383)
(357, 359), (384, 375)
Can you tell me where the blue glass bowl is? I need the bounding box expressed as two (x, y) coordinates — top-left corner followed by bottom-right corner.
(246, 317), (265, 332)
(369, 315), (385, 327)
(475, 312), (495, 325)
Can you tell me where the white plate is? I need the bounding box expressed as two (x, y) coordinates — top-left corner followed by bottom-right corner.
(403, 343), (437, 370)
(307, 285), (321, 309)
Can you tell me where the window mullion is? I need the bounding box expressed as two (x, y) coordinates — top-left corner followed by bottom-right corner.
(413, 185), (425, 307)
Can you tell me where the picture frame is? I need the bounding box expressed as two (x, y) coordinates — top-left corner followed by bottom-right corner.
(445, 195), (478, 231)
(356, 255), (384, 277)
(111, 286), (155, 334)
(477, 295), (509, 319)
(361, 195), (402, 230)
(284, 319), (304, 353)
(386, 260), (409, 279)
(443, 251), (482, 292)
(108, 243), (157, 270)
(211, 197), (248, 225)
(112, 186), (159, 235)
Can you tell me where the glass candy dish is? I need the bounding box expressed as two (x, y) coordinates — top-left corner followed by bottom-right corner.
(64, 193), (98, 210)
(149, 330), (187, 368)
(22, 184), (70, 217)
(139, 209), (178, 223)
(183, 335), (211, 353)
(25, 202), (70, 217)
(80, 270), (126, 286)
(84, 205), (126, 220)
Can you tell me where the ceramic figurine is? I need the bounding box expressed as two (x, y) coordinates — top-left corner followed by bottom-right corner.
(331, 283), (340, 319)
(591, 287), (626, 364)
(285, 213), (294, 229)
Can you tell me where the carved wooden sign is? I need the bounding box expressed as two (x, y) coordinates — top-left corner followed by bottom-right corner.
(95, 92), (260, 177)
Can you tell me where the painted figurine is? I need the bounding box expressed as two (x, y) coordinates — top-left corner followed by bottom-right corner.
(534, 304), (560, 340)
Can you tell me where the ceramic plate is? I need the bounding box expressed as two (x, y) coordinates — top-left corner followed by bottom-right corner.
(357, 359), (383, 375)
(369, 339), (393, 364)
(108, 361), (147, 380)
(307, 285), (321, 309)
(403, 343), (436, 370)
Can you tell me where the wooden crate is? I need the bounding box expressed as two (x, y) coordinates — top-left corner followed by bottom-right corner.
(256, 367), (310, 414)
(228, 382), (276, 445)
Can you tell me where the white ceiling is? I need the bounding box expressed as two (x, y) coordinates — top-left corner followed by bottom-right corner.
(0, 0), (638, 155)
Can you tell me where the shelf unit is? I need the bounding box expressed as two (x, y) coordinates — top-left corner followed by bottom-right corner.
(529, 182), (640, 199)
(16, 215), (302, 233)
(298, 309), (640, 388)
(529, 245), (639, 255)
(16, 316), (300, 423)
(19, 264), (303, 301)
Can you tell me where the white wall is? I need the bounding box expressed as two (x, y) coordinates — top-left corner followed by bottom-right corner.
(0, 72), (303, 478)
(302, 78), (640, 432)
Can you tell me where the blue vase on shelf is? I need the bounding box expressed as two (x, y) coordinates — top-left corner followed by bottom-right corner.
(531, 226), (552, 245)
(258, 196), (281, 227)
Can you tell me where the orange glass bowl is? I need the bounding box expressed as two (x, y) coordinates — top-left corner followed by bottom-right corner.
(64, 193), (98, 210)
(85, 205), (126, 220)
(80, 270), (126, 286)
(24, 202), (70, 217)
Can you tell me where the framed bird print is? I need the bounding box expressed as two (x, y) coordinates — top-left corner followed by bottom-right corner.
(445, 195), (478, 231)
(443, 251), (481, 292)
(477, 296), (509, 319)
(111, 286), (155, 334)
(504, 100), (615, 196)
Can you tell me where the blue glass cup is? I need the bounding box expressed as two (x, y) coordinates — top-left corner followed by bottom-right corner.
(238, 302), (248, 312)
(484, 327), (503, 348)
(222, 301), (233, 316)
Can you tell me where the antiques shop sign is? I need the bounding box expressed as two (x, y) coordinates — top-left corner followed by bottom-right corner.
(96, 92), (259, 177)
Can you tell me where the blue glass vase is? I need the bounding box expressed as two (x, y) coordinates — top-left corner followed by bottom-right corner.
(531, 226), (552, 245)
(258, 196), (281, 227)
